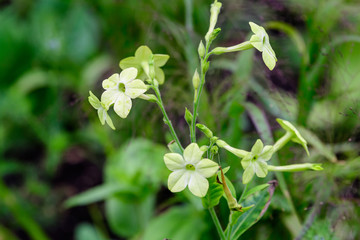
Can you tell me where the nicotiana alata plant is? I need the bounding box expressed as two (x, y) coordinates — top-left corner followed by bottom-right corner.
(88, 1), (323, 239)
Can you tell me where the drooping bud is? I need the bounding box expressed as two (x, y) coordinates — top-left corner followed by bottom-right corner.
(205, 1), (222, 43)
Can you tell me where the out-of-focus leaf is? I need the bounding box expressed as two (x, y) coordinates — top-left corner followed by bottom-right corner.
(297, 126), (337, 162)
(12, 70), (49, 94)
(202, 175), (224, 208)
(75, 223), (106, 240)
(106, 195), (155, 238)
(64, 184), (139, 208)
(0, 225), (20, 240)
(142, 205), (205, 240)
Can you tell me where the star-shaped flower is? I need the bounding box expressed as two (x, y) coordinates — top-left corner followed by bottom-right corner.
(249, 22), (277, 70)
(276, 118), (309, 155)
(88, 91), (115, 130)
(164, 143), (219, 197)
(101, 67), (147, 119)
(241, 139), (274, 184)
(119, 45), (170, 84)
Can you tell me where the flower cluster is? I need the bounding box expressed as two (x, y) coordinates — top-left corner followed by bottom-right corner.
(88, 46), (169, 129)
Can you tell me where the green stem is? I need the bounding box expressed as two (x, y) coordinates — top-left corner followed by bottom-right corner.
(191, 44), (211, 142)
(152, 85), (184, 152)
(209, 207), (226, 240)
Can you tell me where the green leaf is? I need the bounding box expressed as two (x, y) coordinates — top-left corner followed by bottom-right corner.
(64, 184), (138, 208)
(142, 205), (205, 240)
(242, 183), (270, 200)
(75, 223), (105, 240)
(106, 195), (155, 238)
(202, 176), (224, 208)
(229, 182), (276, 239)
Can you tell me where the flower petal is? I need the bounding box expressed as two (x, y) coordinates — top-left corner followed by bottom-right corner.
(183, 143), (204, 164)
(242, 165), (255, 184)
(88, 91), (101, 109)
(262, 45), (277, 70)
(125, 79), (147, 99)
(164, 153), (185, 171)
(168, 170), (190, 193)
(102, 73), (119, 89)
(154, 67), (165, 84)
(113, 92), (132, 118)
(119, 56), (140, 70)
(135, 45), (152, 62)
(154, 54), (170, 67)
(251, 139), (264, 155)
(119, 67), (138, 84)
(249, 22), (263, 35)
(255, 161), (268, 178)
(97, 108), (106, 125)
(101, 90), (119, 107)
(241, 153), (252, 169)
(249, 34), (264, 52)
(261, 145), (274, 161)
(196, 159), (219, 178)
(188, 172), (209, 197)
(105, 112), (116, 130)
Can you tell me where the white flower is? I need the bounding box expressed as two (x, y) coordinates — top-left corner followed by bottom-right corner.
(88, 91), (115, 130)
(241, 139), (274, 184)
(164, 143), (219, 197)
(249, 22), (277, 70)
(101, 67), (147, 118)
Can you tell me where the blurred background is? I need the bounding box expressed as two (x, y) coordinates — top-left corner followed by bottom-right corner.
(1, 0), (360, 239)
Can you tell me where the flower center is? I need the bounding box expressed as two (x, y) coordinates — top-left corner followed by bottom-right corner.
(185, 164), (195, 171)
(118, 83), (126, 92)
(252, 155), (258, 162)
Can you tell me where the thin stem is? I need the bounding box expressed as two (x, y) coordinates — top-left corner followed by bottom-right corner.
(238, 183), (249, 203)
(191, 45), (211, 142)
(152, 85), (184, 152)
(209, 207), (226, 240)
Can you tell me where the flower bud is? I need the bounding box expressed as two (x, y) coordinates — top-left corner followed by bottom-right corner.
(192, 69), (200, 90)
(196, 123), (213, 138)
(184, 108), (193, 126)
(198, 41), (205, 58)
(138, 94), (158, 103)
(205, 1), (222, 42)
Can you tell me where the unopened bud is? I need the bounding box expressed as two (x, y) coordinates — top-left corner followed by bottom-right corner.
(196, 123), (213, 138)
(192, 69), (200, 90)
(184, 108), (193, 126)
(200, 145), (209, 152)
(211, 146), (219, 155)
(198, 41), (205, 58)
(205, 1), (222, 42)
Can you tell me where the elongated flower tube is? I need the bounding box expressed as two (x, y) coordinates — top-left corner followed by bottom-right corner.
(268, 163), (323, 172)
(216, 139), (249, 158)
(164, 143), (219, 197)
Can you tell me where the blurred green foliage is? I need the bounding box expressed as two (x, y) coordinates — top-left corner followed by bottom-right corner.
(1, 0), (360, 239)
